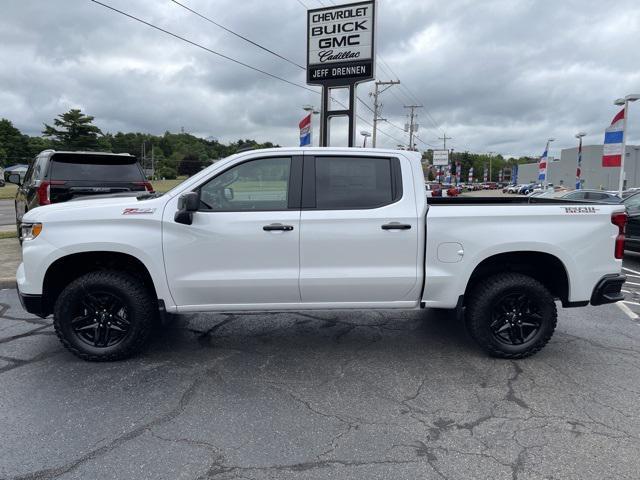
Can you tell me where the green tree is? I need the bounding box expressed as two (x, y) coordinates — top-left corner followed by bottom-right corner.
(178, 153), (203, 176)
(42, 109), (103, 150)
(0, 118), (30, 165)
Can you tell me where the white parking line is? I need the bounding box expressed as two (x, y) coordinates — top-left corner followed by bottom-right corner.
(617, 302), (639, 319)
(625, 282), (640, 286)
(622, 289), (632, 293)
(622, 300), (640, 306)
(623, 267), (640, 276)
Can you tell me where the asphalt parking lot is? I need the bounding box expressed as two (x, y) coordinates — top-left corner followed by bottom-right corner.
(1, 273), (640, 480)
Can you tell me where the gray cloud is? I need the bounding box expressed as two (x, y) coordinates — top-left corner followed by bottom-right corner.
(1, 0), (639, 157)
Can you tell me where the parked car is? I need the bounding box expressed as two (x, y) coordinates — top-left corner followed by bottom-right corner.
(9, 150), (153, 239)
(620, 192), (640, 252)
(560, 190), (621, 203)
(504, 184), (521, 194)
(15, 147), (626, 361)
(519, 183), (539, 195)
(0, 177), (5, 187)
(425, 182), (442, 197)
(441, 183), (459, 196)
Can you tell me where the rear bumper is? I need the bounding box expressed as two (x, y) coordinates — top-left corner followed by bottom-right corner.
(17, 283), (48, 318)
(590, 274), (626, 306)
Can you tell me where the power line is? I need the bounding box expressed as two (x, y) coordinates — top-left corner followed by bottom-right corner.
(170, 0), (305, 70)
(89, 0), (318, 94)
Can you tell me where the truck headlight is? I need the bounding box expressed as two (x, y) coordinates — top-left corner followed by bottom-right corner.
(21, 223), (43, 241)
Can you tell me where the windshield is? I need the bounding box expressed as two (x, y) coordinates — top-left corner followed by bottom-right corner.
(49, 154), (144, 182)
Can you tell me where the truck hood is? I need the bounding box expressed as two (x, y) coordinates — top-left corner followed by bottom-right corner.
(22, 195), (166, 223)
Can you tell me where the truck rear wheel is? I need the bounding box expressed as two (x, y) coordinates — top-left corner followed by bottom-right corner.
(53, 271), (155, 361)
(465, 273), (557, 358)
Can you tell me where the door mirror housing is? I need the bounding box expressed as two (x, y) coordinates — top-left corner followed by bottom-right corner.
(223, 187), (234, 201)
(175, 191), (200, 225)
(7, 173), (21, 186)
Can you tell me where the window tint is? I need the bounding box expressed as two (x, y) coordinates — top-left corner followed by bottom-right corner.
(564, 191), (585, 200)
(49, 154), (143, 182)
(315, 156), (394, 209)
(22, 160), (36, 185)
(586, 192), (607, 200)
(200, 157), (291, 211)
(625, 194), (640, 213)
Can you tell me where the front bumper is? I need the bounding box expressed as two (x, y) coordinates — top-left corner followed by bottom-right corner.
(17, 283), (48, 318)
(591, 274), (626, 306)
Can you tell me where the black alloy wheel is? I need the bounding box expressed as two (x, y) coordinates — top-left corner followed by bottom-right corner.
(489, 292), (542, 346)
(71, 291), (131, 348)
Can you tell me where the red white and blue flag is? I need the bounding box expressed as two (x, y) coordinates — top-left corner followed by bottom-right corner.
(468, 167), (474, 183)
(538, 141), (551, 181)
(299, 113), (311, 147)
(576, 138), (583, 189)
(602, 108), (625, 167)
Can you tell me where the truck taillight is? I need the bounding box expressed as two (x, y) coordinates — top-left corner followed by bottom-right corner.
(37, 180), (65, 205)
(135, 181), (155, 193)
(611, 211), (627, 259)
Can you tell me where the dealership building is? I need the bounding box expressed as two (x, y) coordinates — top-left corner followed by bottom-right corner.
(516, 145), (640, 190)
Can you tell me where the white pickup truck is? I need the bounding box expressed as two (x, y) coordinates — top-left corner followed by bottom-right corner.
(15, 148), (627, 361)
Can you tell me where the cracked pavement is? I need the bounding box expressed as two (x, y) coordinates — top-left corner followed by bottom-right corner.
(1, 283), (639, 480)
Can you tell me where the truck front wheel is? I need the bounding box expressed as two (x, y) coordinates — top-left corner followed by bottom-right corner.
(53, 271), (156, 361)
(465, 273), (557, 358)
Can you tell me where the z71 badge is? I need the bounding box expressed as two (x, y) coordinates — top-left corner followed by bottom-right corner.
(122, 208), (156, 215)
(563, 206), (598, 214)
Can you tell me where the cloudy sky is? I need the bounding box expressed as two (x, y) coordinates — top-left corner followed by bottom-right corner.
(1, 0), (639, 157)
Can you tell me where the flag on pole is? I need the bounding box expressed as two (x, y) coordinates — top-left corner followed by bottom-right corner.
(512, 164), (518, 184)
(455, 162), (461, 185)
(483, 164), (488, 182)
(445, 164), (452, 184)
(576, 139), (583, 189)
(468, 167), (474, 183)
(538, 141), (551, 181)
(299, 114), (311, 147)
(602, 108), (625, 167)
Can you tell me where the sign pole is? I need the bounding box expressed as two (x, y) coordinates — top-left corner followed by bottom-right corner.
(307, 1), (376, 148)
(618, 99), (629, 197)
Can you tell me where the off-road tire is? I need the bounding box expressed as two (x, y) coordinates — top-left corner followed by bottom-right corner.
(53, 270), (156, 361)
(465, 273), (557, 359)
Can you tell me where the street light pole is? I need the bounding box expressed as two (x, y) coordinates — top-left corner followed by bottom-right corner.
(614, 94), (639, 196)
(360, 131), (371, 148)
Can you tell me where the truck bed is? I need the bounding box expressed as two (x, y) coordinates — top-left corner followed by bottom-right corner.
(426, 196), (610, 205)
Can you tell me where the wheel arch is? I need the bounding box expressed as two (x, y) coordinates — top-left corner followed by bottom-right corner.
(41, 251), (159, 316)
(464, 251), (570, 306)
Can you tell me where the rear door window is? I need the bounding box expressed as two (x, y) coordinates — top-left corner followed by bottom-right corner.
(313, 156), (400, 209)
(49, 154), (143, 182)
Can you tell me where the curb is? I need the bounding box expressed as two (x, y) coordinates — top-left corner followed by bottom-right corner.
(0, 278), (16, 289)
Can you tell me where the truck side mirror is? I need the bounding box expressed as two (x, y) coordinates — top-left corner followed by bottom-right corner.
(175, 191), (200, 225)
(8, 173), (21, 186)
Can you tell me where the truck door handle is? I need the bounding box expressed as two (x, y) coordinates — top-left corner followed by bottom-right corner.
(263, 224), (294, 231)
(381, 223), (412, 230)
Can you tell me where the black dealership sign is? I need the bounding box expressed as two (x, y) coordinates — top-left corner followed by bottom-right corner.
(307, 1), (376, 87)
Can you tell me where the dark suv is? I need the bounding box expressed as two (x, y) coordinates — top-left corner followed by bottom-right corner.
(10, 150), (153, 235)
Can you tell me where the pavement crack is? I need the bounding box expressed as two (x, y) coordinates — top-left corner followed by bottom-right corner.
(10, 376), (203, 480)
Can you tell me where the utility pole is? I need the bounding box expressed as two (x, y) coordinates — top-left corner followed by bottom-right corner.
(438, 133), (453, 150)
(370, 80), (400, 148)
(404, 104), (423, 150)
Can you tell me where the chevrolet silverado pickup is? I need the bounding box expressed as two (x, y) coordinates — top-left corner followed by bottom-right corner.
(15, 147), (626, 361)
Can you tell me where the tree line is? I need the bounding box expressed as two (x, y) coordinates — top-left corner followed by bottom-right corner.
(0, 109), (277, 179)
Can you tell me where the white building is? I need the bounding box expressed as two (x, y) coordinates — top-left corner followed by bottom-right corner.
(516, 145), (640, 190)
